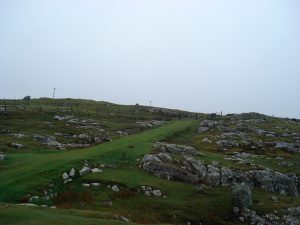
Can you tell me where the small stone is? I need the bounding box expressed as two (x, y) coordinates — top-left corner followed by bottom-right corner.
(144, 191), (151, 196)
(0, 152), (5, 160)
(62, 172), (69, 180)
(69, 168), (76, 177)
(202, 138), (212, 144)
(238, 217), (245, 222)
(79, 166), (90, 176)
(112, 185), (119, 192)
(271, 195), (279, 203)
(91, 168), (103, 173)
(11, 143), (24, 149)
(152, 190), (162, 197)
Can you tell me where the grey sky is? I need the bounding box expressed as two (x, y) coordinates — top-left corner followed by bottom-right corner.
(0, 0), (299, 118)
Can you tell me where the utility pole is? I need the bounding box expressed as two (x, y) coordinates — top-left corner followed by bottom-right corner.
(149, 100), (152, 107)
(52, 88), (56, 99)
(4, 98), (7, 112)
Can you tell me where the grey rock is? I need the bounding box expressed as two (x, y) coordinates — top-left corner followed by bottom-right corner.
(91, 168), (103, 173)
(232, 183), (252, 209)
(69, 168), (76, 177)
(270, 195), (279, 203)
(221, 167), (235, 187)
(206, 165), (220, 186)
(275, 142), (298, 153)
(202, 138), (212, 144)
(198, 127), (209, 133)
(152, 189), (162, 197)
(142, 154), (199, 183)
(11, 143), (24, 149)
(156, 153), (172, 162)
(253, 169), (299, 196)
(154, 142), (198, 156)
(79, 166), (90, 176)
(0, 152), (5, 160)
(216, 140), (239, 148)
(112, 185), (119, 192)
(62, 172), (69, 180)
(78, 133), (90, 139)
(10, 133), (26, 138)
(184, 156), (206, 179)
(199, 120), (219, 127)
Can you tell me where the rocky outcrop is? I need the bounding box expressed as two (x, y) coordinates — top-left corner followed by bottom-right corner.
(142, 154), (199, 183)
(141, 143), (300, 196)
(233, 206), (300, 225)
(183, 156), (206, 179)
(198, 120), (219, 133)
(153, 142), (198, 156)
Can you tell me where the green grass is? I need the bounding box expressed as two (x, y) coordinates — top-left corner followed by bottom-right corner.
(0, 119), (242, 225)
(0, 120), (197, 202)
(1, 109), (299, 225)
(0, 203), (139, 225)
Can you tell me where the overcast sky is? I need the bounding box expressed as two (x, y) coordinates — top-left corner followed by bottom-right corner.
(0, 0), (299, 118)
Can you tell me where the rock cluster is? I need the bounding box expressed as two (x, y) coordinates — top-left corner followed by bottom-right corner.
(32, 133), (110, 150)
(135, 120), (165, 128)
(141, 143), (300, 196)
(62, 168), (76, 184)
(198, 120), (219, 133)
(233, 205), (300, 225)
(197, 117), (300, 153)
(139, 186), (163, 197)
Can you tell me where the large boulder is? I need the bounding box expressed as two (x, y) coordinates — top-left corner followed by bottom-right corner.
(184, 156), (206, 179)
(232, 183), (252, 209)
(253, 169), (299, 196)
(274, 142), (298, 153)
(141, 154), (198, 183)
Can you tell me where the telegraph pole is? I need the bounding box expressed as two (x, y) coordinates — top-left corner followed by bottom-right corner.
(149, 100), (152, 107)
(52, 88), (56, 99)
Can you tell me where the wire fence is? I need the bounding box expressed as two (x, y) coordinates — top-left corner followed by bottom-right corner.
(0, 99), (200, 121)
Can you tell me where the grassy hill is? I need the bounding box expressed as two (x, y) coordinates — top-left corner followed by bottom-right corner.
(1, 99), (300, 225)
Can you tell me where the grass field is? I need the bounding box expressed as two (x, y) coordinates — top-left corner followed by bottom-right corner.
(1, 103), (300, 225)
(0, 119), (243, 225)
